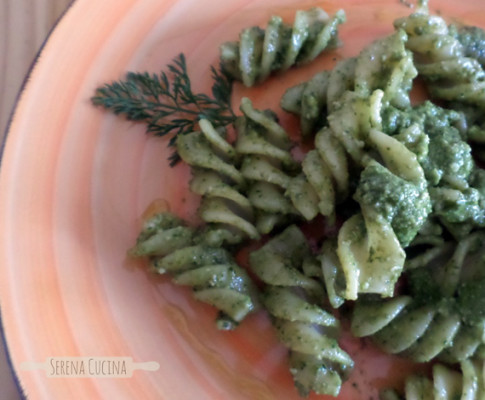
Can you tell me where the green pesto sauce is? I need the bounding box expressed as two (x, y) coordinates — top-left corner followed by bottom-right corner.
(354, 162), (431, 247)
(430, 186), (485, 226)
(407, 262), (485, 328)
(455, 25), (485, 67)
(393, 123), (429, 162)
(382, 102), (473, 186)
(457, 278), (485, 326)
(407, 267), (442, 306)
(272, 25), (292, 70)
(380, 101), (485, 233)
(421, 126), (473, 187)
(382, 100), (464, 138)
(471, 168), (485, 198)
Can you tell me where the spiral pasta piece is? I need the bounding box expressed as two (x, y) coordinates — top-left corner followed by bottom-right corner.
(220, 8), (345, 87)
(249, 225), (323, 298)
(352, 295), (461, 363)
(337, 208), (407, 301)
(283, 29), (420, 221)
(130, 211), (194, 257)
(394, 1), (485, 109)
(280, 29), (417, 137)
(380, 359), (485, 400)
(130, 211), (260, 330)
(287, 126), (350, 222)
(235, 97), (300, 234)
(285, 89), (381, 223)
(351, 232), (485, 363)
(332, 101), (432, 298)
(177, 118), (259, 246)
(298, 89), (432, 304)
(312, 241), (344, 311)
(287, 83), (431, 302)
(299, 126), (429, 303)
(249, 225), (353, 397)
(288, 78), (410, 225)
(354, 29), (417, 108)
(280, 70), (331, 138)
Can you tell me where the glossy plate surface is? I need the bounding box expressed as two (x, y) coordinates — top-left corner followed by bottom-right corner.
(1, 0), (484, 398)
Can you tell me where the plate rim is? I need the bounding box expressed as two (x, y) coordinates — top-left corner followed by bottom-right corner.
(0, 1), (78, 397)
(2, 0), (485, 398)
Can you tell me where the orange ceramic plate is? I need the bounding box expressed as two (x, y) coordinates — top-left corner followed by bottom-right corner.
(1, 0), (484, 399)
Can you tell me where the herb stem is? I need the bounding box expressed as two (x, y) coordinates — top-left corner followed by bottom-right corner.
(91, 53), (235, 165)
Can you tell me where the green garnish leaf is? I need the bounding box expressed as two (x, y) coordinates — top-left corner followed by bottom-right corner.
(91, 53), (236, 166)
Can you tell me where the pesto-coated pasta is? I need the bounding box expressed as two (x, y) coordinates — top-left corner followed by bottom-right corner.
(280, 29), (417, 137)
(381, 100), (485, 240)
(129, 212), (194, 257)
(287, 126), (349, 221)
(287, 81), (421, 223)
(130, 211), (260, 330)
(380, 359), (485, 400)
(104, 2), (485, 399)
(395, 0), (485, 109)
(319, 240), (346, 309)
(220, 8), (345, 87)
(351, 232), (485, 363)
(249, 225), (323, 298)
(177, 118), (259, 246)
(280, 70), (331, 138)
(336, 206), (406, 301)
(354, 30), (417, 108)
(285, 88), (381, 222)
(288, 82), (431, 301)
(236, 97), (300, 234)
(249, 225), (353, 397)
(320, 99), (430, 301)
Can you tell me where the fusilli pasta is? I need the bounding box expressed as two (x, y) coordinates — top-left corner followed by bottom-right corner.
(395, 0), (485, 108)
(351, 232), (485, 363)
(220, 8), (345, 87)
(249, 225), (354, 397)
(130, 211), (260, 330)
(380, 359), (485, 400)
(280, 29), (417, 137)
(310, 92), (430, 301)
(177, 118), (260, 246)
(236, 97), (301, 234)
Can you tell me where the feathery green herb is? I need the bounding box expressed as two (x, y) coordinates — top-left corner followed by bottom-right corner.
(91, 53), (236, 165)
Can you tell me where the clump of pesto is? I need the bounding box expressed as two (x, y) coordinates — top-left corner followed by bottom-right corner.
(430, 187), (485, 226)
(383, 102), (473, 187)
(421, 126), (473, 188)
(354, 161), (431, 247)
(405, 261), (485, 329)
(381, 101), (485, 237)
(457, 278), (485, 326)
(471, 168), (485, 198)
(454, 25), (485, 67)
(406, 267), (442, 307)
(382, 101), (464, 138)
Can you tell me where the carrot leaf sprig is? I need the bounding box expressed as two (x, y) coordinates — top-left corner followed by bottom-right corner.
(91, 53), (235, 165)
